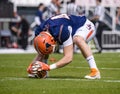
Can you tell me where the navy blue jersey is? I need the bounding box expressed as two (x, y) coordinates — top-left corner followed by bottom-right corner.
(35, 14), (86, 44)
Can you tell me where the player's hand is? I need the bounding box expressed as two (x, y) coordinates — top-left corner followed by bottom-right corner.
(37, 61), (50, 71)
(27, 61), (50, 74)
(27, 63), (34, 74)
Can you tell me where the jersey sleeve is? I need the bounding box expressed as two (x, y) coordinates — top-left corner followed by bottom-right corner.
(63, 34), (73, 47)
(35, 25), (43, 36)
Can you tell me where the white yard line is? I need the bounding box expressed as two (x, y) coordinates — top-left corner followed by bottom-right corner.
(67, 66), (120, 70)
(47, 78), (120, 83)
(1, 65), (119, 70)
(0, 77), (120, 83)
(0, 77), (27, 81)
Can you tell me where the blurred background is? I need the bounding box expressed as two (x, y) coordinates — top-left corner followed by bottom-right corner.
(0, 0), (120, 54)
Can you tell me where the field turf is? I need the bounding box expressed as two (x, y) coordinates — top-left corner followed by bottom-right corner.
(0, 53), (120, 94)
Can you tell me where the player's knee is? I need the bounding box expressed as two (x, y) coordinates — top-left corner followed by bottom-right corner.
(73, 36), (85, 45)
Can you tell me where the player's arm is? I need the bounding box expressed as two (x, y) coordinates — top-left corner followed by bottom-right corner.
(38, 44), (73, 71)
(32, 54), (45, 63)
(36, 44), (73, 71)
(54, 44), (73, 68)
(27, 53), (48, 73)
(54, 34), (73, 68)
(49, 34), (73, 70)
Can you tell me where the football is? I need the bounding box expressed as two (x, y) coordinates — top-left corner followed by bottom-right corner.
(36, 70), (47, 78)
(27, 61), (47, 78)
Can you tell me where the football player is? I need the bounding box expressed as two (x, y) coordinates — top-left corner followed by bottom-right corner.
(27, 14), (101, 79)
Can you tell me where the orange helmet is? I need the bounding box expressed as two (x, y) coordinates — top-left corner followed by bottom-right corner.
(34, 32), (56, 55)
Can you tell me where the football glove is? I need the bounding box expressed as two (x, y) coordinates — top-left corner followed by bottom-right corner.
(27, 61), (50, 74)
(37, 61), (50, 71)
(27, 61), (50, 78)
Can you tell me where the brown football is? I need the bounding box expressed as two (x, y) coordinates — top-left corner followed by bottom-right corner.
(36, 70), (47, 78)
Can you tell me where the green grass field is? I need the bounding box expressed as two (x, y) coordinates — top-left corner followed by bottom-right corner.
(0, 53), (120, 94)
